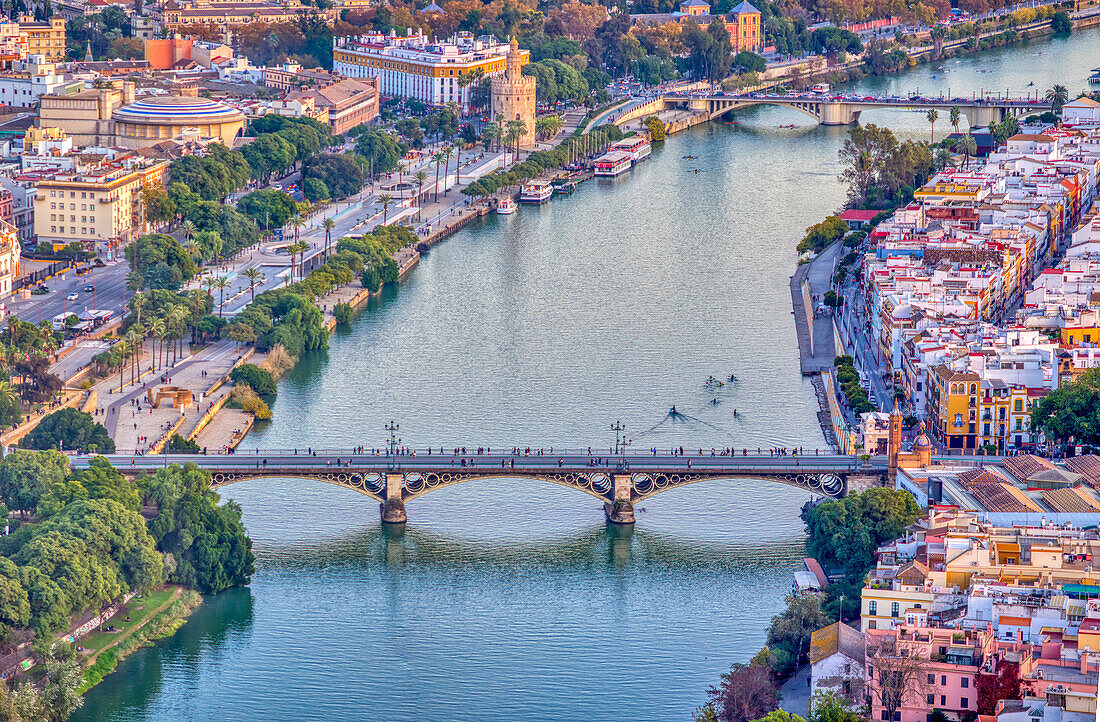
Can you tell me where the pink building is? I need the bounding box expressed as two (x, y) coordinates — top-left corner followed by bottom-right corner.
(866, 626), (993, 722)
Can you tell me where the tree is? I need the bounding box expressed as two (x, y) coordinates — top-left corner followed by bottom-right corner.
(211, 276), (230, 318)
(40, 642), (83, 722)
(302, 153), (365, 199)
(705, 663), (780, 722)
(1045, 84), (1069, 114)
(143, 463), (255, 594)
(377, 193), (395, 225)
(505, 119), (528, 158)
(355, 128), (402, 176)
(961, 134), (977, 168)
(949, 106), (961, 135)
(243, 267), (264, 302)
(0, 380), (22, 427)
(976, 656), (1020, 714)
(802, 488), (921, 576)
(431, 150), (445, 203)
(536, 115), (564, 141)
(866, 634), (931, 722)
(0, 450), (69, 516)
(926, 108), (938, 143)
(1031, 367), (1100, 446)
(321, 217), (335, 260)
(732, 51), (766, 74)
(240, 188), (298, 229)
(230, 363), (277, 396)
(71, 456), (141, 512)
(808, 691), (862, 722)
(765, 593), (831, 675)
(302, 177), (330, 203)
(1051, 10), (1072, 34)
(413, 170), (428, 219)
(930, 24), (947, 57)
(21, 408), (114, 454)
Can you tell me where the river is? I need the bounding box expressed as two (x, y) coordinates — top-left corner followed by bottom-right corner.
(74, 29), (1099, 721)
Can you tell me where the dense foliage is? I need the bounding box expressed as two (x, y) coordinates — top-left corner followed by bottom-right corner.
(229, 364), (277, 396)
(21, 408), (115, 454)
(802, 487), (922, 576)
(302, 153), (367, 199)
(797, 216), (849, 255)
(142, 463), (255, 595)
(1031, 367), (1100, 448)
(128, 234), (197, 292)
(838, 124), (934, 208)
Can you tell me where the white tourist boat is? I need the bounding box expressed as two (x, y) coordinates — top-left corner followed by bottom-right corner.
(594, 151), (633, 177)
(610, 136), (651, 162)
(520, 180), (553, 203)
(496, 197), (517, 214)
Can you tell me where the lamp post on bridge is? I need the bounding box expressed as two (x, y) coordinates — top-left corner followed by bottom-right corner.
(385, 421), (401, 470)
(612, 420), (632, 471)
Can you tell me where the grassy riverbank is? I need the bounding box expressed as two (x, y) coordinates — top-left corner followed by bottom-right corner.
(75, 586), (202, 694)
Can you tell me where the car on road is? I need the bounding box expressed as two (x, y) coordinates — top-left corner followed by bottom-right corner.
(66, 293), (78, 301)
(83, 285), (94, 292)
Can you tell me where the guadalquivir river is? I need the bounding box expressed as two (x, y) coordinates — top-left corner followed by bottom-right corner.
(76, 30), (1099, 721)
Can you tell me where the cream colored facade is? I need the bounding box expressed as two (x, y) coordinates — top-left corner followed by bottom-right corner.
(0, 218), (20, 300)
(34, 160), (169, 251)
(39, 84), (245, 149)
(333, 31), (522, 112)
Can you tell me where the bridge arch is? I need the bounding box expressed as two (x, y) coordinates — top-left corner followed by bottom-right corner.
(203, 468), (848, 505)
(711, 99), (826, 124)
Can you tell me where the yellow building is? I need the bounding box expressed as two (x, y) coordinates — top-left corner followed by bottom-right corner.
(727, 1), (763, 54)
(333, 31), (521, 113)
(34, 159), (169, 252)
(16, 15), (64, 61)
(860, 561), (936, 631)
(928, 365), (981, 450)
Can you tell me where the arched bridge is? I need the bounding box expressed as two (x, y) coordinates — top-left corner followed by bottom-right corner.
(660, 93), (1041, 126)
(80, 451), (889, 524)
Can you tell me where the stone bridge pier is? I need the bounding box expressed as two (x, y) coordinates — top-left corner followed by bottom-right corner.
(381, 472), (407, 524)
(818, 103), (862, 126)
(605, 474), (636, 525)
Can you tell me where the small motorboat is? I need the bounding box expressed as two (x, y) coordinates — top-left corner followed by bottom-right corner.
(496, 197), (517, 215)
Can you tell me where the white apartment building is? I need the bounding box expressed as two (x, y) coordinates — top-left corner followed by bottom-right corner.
(332, 30), (524, 112)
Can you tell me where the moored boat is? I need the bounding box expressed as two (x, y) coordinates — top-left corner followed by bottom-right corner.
(496, 197), (517, 214)
(519, 180), (553, 203)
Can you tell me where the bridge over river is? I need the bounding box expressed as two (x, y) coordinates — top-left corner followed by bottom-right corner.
(652, 92), (1046, 126)
(78, 450), (893, 524)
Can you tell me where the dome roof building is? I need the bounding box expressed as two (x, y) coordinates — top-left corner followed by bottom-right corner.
(112, 96), (245, 149)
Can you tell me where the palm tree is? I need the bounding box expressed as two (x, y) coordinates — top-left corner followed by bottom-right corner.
(926, 108), (938, 143)
(116, 338), (129, 392)
(505, 119), (527, 159)
(147, 319), (165, 372)
(935, 147), (953, 170)
(1045, 84), (1069, 114)
(0, 380), (16, 415)
(535, 115), (563, 141)
(949, 106), (961, 136)
(413, 171), (428, 220)
(377, 193), (394, 226)
(321, 217), (335, 260)
(290, 241), (308, 281)
(243, 267), (263, 301)
(441, 145), (455, 195)
(961, 134), (977, 168)
(169, 305), (188, 363)
(178, 219), (195, 245)
(289, 214), (305, 244)
(431, 150), (445, 202)
(483, 121), (501, 153)
(211, 276), (230, 318)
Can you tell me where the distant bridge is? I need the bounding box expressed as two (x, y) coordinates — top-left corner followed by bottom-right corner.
(659, 93), (1044, 126)
(80, 451), (891, 524)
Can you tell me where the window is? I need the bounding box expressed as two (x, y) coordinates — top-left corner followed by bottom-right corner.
(961, 678), (968, 688)
(891, 602), (899, 617)
(926, 694), (935, 705)
(1014, 399), (1023, 411)
(940, 696), (946, 706)
(926, 674), (935, 684)
(961, 697), (968, 708)
(869, 601), (877, 616)
(940, 674), (946, 685)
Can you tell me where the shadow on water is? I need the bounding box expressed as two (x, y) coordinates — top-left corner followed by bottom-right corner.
(70, 588), (255, 722)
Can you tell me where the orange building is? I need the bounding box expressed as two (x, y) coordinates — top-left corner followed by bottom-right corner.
(144, 37), (192, 70)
